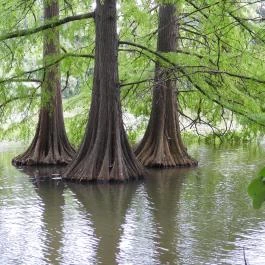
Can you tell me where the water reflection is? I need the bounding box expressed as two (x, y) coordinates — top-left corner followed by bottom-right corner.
(117, 184), (159, 265)
(174, 144), (265, 265)
(68, 182), (139, 265)
(1, 143), (265, 264)
(60, 188), (98, 265)
(21, 166), (65, 265)
(145, 168), (192, 265)
(0, 154), (45, 264)
(21, 166), (99, 265)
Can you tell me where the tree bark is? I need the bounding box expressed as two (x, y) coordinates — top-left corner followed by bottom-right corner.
(12, 0), (75, 166)
(135, 4), (197, 167)
(63, 0), (144, 182)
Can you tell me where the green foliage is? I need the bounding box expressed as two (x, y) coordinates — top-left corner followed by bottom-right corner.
(65, 113), (87, 147)
(0, 0), (265, 146)
(248, 168), (265, 209)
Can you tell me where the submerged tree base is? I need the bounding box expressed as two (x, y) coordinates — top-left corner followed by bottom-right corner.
(12, 149), (75, 166)
(63, 127), (145, 182)
(12, 109), (75, 167)
(139, 161), (198, 169)
(12, 153), (74, 166)
(135, 144), (198, 168)
(64, 177), (144, 184)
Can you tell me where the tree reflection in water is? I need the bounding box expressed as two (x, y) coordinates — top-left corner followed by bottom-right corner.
(21, 166), (65, 265)
(145, 168), (192, 265)
(68, 182), (139, 265)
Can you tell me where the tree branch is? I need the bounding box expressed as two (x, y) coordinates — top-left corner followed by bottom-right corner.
(0, 12), (95, 42)
(0, 53), (94, 84)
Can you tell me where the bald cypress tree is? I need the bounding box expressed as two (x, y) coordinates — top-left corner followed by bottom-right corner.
(63, 0), (144, 182)
(12, 0), (75, 166)
(135, 4), (197, 168)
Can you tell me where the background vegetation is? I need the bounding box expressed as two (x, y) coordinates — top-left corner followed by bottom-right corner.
(1, 0), (265, 148)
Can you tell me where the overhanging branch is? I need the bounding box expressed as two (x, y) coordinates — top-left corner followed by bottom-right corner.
(0, 12), (95, 42)
(0, 52), (94, 84)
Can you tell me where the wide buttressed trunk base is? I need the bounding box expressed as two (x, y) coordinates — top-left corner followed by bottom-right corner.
(63, 0), (144, 182)
(63, 122), (144, 182)
(135, 144), (197, 168)
(135, 4), (197, 168)
(134, 84), (198, 168)
(12, 108), (76, 166)
(12, 0), (75, 166)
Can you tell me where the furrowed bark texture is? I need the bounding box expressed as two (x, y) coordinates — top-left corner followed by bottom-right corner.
(63, 0), (144, 182)
(135, 5), (197, 167)
(12, 0), (75, 166)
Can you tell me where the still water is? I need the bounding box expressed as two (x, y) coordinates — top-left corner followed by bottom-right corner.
(0, 143), (265, 265)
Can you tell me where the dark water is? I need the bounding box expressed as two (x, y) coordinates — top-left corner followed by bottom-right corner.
(1, 143), (265, 265)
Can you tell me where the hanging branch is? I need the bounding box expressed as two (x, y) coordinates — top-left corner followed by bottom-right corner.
(119, 40), (265, 84)
(0, 52), (94, 84)
(118, 40), (265, 126)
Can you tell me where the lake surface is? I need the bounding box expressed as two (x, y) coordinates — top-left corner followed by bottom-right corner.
(0, 143), (265, 265)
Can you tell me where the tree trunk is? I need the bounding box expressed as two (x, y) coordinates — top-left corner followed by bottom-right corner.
(12, 0), (75, 166)
(135, 4), (197, 168)
(63, 0), (144, 182)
